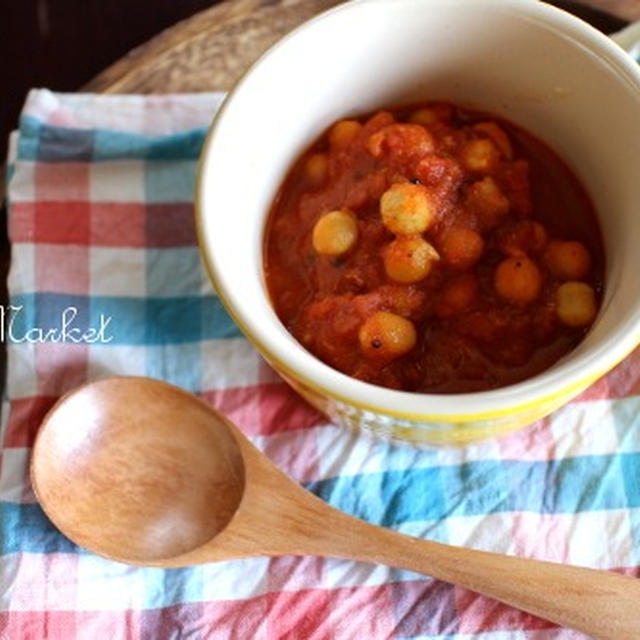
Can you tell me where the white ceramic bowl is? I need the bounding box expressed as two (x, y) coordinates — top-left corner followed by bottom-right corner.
(196, 0), (640, 445)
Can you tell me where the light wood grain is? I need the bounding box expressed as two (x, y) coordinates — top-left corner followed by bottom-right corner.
(31, 377), (640, 639)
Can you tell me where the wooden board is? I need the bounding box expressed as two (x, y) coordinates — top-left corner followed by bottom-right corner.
(84, 0), (344, 93)
(84, 0), (639, 95)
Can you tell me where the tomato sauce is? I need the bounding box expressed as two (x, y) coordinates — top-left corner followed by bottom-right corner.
(263, 103), (604, 393)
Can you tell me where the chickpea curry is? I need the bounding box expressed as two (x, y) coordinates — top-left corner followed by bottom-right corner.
(263, 103), (604, 393)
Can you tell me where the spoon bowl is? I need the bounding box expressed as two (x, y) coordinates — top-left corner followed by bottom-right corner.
(31, 377), (246, 562)
(31, 377), (640, 637)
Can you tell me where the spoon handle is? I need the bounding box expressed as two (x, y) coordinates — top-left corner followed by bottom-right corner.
(298, 505), (640, 639)
(212, 423), (640, 638)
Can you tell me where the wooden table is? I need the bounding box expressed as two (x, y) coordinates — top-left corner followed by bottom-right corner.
(84, 0), (638, 95)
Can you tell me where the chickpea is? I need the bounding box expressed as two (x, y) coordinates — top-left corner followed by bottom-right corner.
(383, 236), (439, 283)
(460, 138), (500, 172)
(436, 274), (478, 317)
(329, 120), (362, 149)
(358, 311), (417, 360)
(494, 256), (542, 304)
(380, 182), (436, 235)
(472, 122), (514, 159)
(304, 153), (328, 186)
(556, 282), (597, 327)
(439, 227), (484, 268)
(544, 240), (591, 280)
(408, 104), (452, 126)
(466, 176), (510, 229)
(312, 210), (358, 256)
(408, 108), (439, 126)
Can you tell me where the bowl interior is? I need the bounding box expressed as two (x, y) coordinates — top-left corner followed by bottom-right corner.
(198, 0), (640, 417)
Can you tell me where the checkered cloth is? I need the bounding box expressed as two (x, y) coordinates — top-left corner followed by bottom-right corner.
(2, 89), (640, 640)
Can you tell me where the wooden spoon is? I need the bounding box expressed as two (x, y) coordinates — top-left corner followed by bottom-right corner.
(31, 377), (640, 638)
